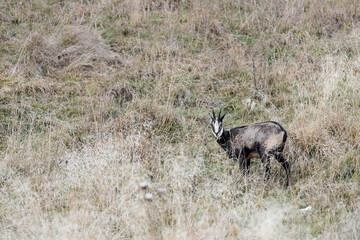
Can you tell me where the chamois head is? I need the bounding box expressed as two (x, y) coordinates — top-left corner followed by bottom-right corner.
(210, 108), (226, 139)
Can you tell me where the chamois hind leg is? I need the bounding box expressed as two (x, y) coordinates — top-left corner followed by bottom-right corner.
(275, 153), (290, 188)
(242, 151), (251, 175)
(260, 152), (271, 182)
(245, 158), (251, 175)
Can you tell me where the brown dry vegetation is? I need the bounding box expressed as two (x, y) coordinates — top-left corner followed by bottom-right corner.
(0, 0), (360, 239)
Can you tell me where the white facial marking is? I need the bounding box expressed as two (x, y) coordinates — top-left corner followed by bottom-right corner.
(217, 127), (223, 138)
(214, 121), (220, 133)
(212, 120), (223, 139)
(212, 128), (218, 138)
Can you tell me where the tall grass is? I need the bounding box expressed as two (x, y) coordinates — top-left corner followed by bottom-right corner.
(0, 0), (359, 239)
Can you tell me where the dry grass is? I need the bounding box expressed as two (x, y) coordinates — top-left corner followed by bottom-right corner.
(1, 0), (360, 239)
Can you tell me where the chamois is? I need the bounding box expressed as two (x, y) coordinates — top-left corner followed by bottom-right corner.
(210, 108), (290, 187)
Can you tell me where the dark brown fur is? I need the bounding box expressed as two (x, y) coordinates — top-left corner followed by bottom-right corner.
(212, 114), (290, 187)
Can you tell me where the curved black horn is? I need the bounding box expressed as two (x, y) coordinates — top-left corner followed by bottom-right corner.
(218, 108), (222, 119)
(220, 112), (226, 121)
(212, 108), (216, 120)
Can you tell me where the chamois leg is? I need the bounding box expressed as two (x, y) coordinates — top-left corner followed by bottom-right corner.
(242, 152), (251, 175)
(238, 151), (247, 176)
(261, 153), (271, 182)
(245, 158), (251, 175)
(275, 153), (290, 188)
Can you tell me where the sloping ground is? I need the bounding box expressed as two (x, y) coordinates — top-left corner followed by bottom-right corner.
(0, 0), (359, 239)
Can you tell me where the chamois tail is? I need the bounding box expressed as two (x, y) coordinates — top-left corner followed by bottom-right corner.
(282, 131), (287, 143)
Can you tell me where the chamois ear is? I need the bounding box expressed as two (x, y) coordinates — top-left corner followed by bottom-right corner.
(220, 113), (226, 122)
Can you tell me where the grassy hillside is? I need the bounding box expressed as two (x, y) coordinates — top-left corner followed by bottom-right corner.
(0, 0), (359, 239)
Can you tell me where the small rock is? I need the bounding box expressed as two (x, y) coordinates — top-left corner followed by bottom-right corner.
(140, 181), (150, 190)
(157, 188), (166, 197)
(299, 206), (312, 214)
(144, 193), (153, 201)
